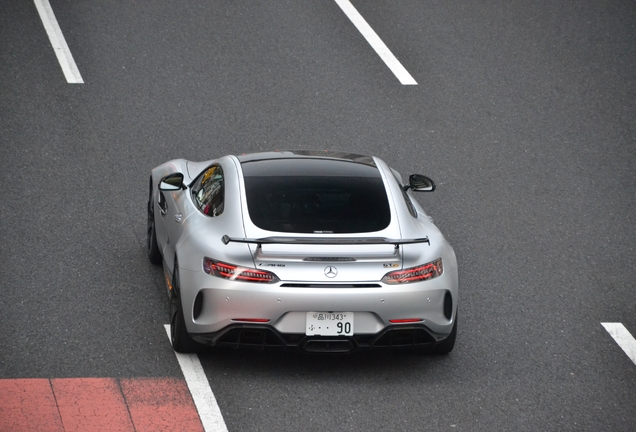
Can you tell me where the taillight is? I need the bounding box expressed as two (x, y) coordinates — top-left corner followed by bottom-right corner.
(203, 258), (279, 283)
(381, 258), (443, 284)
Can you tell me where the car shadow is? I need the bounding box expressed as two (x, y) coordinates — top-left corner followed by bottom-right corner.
(196, 346), (458, 383)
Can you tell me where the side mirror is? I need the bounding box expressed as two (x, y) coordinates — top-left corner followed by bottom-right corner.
(406, 174), (436, 192)
(159, 173), (185, 191)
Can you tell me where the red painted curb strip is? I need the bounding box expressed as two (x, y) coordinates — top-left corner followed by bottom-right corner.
(0, 378), (203, 432)
(121, 377), (204, 432)
(52, 378), (134, 432)
(0, 378), (64, 432)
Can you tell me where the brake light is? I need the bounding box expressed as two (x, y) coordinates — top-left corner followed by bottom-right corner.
(381, 258), (443, 284)
(203, 258), (279, 283)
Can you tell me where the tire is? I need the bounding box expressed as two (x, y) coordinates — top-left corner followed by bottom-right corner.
(432, 315), (457, 355)
(169, 266), (201, 353)
(147, 176), (162, 265)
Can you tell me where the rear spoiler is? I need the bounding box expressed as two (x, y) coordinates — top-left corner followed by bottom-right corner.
(221, 235), (430, 247)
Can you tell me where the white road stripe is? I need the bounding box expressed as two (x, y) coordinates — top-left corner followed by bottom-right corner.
(601, 322), (636, 366)
(334, 0), (417, 85)
(33, 0), (84, 84)
(164, 325), (229, 432)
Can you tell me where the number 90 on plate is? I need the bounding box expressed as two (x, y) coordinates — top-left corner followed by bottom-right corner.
(306, 312), (354, 336)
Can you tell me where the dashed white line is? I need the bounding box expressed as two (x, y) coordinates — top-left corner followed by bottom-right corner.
(601, 322), (636, 366)
(164, 325), (229, 432)
(334, 0), (417, 85)
(33, 0), (84, 84)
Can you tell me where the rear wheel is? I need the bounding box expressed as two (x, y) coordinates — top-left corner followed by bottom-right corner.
(169, 266), (201, 353)
(147, 176), (162, 265)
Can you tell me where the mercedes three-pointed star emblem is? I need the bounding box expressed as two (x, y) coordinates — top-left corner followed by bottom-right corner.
(324, 266), (338, 278)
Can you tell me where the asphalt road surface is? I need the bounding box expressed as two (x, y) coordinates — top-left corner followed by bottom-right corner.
(1, 1), (635, 431)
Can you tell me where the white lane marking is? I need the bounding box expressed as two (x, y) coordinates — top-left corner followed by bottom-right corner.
(334, 0), (417, 85)
(33, 0), (84, 84)
(602, 322), (636, 366)
(164, 325), (229, 432)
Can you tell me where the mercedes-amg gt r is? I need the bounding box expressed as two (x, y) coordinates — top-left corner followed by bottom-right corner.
(147, 150), (458, 354)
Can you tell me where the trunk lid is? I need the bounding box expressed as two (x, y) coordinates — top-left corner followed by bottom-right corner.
(251, 242), (401, 283)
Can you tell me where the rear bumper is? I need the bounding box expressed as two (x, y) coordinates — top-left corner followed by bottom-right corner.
(179, 268), (459, 336)
(190, 323), (448, 353)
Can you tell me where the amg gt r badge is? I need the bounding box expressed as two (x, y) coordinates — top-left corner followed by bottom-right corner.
(324, 266), (338, 278)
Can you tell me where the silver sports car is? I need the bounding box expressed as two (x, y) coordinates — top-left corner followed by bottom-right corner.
(148, 150), (458, 354)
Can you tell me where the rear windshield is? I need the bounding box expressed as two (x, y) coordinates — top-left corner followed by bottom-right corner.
(242, 158), (391, 234)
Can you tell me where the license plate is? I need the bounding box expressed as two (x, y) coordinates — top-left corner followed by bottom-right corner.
(306, 312), (354, 336)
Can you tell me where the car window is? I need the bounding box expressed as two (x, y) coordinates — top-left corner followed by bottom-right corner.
(402, 189), (418, 218)
(242, 159), (391, 233)
(391, 171), (418, 218)
(192, 165), (224, 217)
